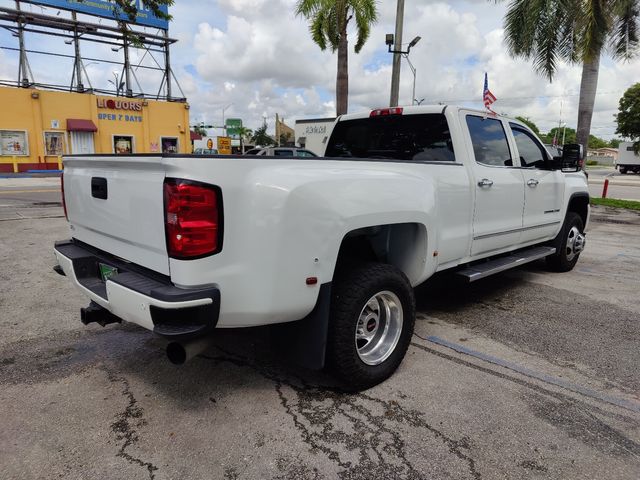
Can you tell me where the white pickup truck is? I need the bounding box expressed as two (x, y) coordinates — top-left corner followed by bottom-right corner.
(54, 105), (589, 390)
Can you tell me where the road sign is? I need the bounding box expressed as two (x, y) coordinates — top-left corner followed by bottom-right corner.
(226, 118), (243, 138)
(217, 137), (232, 155)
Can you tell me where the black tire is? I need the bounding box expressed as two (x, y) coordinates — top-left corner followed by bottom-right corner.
(546, 212), (585, 272)
(327, 263), (415, 391)
(619, 167), (627, 174)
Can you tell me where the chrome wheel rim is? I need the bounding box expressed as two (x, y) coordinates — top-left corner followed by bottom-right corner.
(565, 226), (585, 262)
(355, 291), (403, 366)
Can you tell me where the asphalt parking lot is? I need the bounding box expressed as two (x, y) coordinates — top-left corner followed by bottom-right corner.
(1, 199), (640, 479)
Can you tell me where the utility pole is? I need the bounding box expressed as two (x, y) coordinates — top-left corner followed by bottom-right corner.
(71, 12), (84, 92)
(15, 1), (33, 88)
(121, 24), (133, 97)
(163, 30), (172, 100)
(389, 0), (405, 107)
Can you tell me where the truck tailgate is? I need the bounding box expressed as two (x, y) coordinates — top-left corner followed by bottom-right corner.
(63, 156), (169, 275)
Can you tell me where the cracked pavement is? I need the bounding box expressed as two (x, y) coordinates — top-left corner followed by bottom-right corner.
(1, 207), (639, 479)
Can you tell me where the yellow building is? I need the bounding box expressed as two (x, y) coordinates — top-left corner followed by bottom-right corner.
(0, 86), (191, 173)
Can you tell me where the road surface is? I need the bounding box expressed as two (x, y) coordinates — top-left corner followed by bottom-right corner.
(1, 197), (639, 479)
(587, 167), (640, 201)
(0, 177), (61, 207)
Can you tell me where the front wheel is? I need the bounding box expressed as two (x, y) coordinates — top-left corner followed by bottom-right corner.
(619, 167), (627, 174)
(327, 263), (415, 391)
(546, 212), (586, 272)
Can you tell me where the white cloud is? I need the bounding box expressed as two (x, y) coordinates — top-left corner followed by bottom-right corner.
(0, 0), (637, 139)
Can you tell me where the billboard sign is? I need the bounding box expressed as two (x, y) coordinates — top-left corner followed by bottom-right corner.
(225, 118), (243, 139)
(29, 0), (169, 30)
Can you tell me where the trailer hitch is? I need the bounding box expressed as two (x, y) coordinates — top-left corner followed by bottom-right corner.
(80, 301), (122, 327)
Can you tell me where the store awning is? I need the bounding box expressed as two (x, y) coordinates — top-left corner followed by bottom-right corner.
(67, 119), (97, 132)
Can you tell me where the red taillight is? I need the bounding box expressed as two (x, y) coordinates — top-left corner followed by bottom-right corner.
(163, 179), (222, 259)
(370, 107), (403, 117)
(60, 173), (68, 220)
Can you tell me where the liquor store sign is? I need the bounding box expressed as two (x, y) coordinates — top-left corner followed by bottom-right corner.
(97, 98), (143, 123)
(97, 98), (143, 111)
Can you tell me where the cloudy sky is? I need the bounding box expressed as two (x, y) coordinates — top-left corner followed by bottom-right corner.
(0, 0), (638, 139)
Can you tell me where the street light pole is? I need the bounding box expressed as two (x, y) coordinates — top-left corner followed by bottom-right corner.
(389, 0), (405, 107)
(108, 72), (120, 96)
(404, 54), (416, 105)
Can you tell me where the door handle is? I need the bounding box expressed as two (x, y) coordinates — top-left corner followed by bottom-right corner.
(527, 179), (539, 187)
(477, 178), (494, 188)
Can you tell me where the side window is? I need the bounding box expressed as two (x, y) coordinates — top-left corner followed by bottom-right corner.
(509, 125), (548, 168)
(466, 116), (512, 167)
(274, 149), (294, 156)
(297, 150), (316, 157)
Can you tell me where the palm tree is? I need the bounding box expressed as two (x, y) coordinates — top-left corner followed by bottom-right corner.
(296, 0), (378, 116)
(236, 126), (253, 153)
(496, 0), (639, 155)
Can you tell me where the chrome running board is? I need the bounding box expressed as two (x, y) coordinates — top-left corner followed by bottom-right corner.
(456, 246), (556, 282)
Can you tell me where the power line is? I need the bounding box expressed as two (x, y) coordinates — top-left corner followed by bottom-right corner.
(427, 91), (622, 103)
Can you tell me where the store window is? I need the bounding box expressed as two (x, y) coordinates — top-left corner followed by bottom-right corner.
(161, 137), (178, 154)
(113, 135), (134, 154)
(0, 130), (29, 156)
(44, 131), (66, 156)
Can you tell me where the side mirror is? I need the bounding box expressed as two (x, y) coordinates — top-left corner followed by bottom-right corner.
(557, 144), (583, 172)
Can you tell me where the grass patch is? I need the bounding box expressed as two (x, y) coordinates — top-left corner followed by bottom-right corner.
(591, 197), (640, 211)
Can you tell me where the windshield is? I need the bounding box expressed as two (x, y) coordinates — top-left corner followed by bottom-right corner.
(325, 113), (455, 162)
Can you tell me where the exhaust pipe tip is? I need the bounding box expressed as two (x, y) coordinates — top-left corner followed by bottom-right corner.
(166, 337), (213, 365)
(166, 342), (187, 365)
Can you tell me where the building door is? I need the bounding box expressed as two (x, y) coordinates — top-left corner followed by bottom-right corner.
(70, 131), (95, 154)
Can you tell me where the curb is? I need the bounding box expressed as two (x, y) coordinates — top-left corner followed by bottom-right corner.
(0, 172), (62, 179)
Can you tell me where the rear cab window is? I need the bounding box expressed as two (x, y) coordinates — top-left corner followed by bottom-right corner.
(325, 113), (455, 162)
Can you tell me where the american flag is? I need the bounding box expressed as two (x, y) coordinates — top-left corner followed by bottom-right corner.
(483, 73), (497, 112)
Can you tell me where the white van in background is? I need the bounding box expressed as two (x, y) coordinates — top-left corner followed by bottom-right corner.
(616, 142), (640, 174)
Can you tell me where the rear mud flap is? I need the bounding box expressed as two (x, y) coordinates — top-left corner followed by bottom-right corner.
(271, 283), (331, 370)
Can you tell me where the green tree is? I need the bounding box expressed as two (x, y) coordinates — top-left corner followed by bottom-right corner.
(236, 126), (253, 153)
(616, 82), (640, 152)
(588, 134), (609, 149)
(495, 0), (639, 156)
(515, 116), (540, 135)
(251, 124), (274, 146)
(608, 138), (622, 148)
(542, 127), (577, 145)
(296, 0), (378, 116)
(192, 124), (208, 137)
(113, 0), (172, 23)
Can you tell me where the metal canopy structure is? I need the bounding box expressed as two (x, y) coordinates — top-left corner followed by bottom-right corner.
(0, 1), (185, 101)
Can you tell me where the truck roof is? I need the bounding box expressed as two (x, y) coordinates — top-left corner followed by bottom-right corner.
(337, 105), (515, 122)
